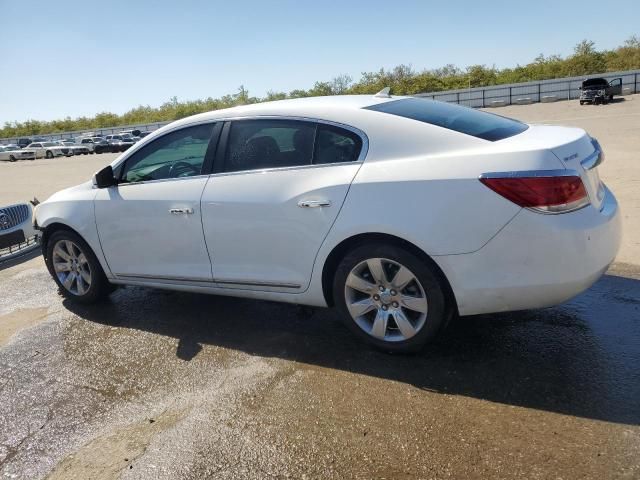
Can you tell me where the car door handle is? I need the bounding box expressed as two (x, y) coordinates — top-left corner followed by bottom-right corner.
(298, 200), (332, 208)
(169, 208), (194, 215)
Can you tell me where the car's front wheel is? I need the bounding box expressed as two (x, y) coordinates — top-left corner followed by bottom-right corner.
(333, 243), (449, 353)
(45, 230), (113, 303)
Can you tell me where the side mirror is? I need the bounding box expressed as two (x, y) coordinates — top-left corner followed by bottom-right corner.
(93, 165), (117, 188)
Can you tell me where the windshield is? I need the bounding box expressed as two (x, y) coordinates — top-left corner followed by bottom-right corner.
(43, 142), (57, 147)
(582, 78), (608, 88)
(365, 98), (528, 141)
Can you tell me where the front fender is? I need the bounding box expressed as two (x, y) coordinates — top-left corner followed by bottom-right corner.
(36, 183), (113, 278)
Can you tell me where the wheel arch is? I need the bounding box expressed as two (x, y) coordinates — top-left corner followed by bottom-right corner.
(320, 232), (458, 315)
(41, 222), (83, 259)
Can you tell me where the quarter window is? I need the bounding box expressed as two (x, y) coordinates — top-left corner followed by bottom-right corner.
(120, 123), (215, 183)
(314, 124), (362, 164)
(224, 120), (316, 173)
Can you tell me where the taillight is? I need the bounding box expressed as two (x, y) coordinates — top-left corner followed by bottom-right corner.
(479, 171), (590, 214)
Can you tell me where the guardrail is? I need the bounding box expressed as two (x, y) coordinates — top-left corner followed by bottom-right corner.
(1, 69), (639, 144)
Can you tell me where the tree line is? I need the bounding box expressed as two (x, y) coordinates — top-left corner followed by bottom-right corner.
(2, 37), (639, 139)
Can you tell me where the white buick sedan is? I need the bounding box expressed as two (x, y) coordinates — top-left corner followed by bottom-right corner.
(34, 94), (621, 352)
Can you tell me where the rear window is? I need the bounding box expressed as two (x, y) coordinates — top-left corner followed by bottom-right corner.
(364, 98), (528, 141)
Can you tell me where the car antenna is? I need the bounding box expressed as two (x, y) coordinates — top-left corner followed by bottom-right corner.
(374, 87), (391, 98)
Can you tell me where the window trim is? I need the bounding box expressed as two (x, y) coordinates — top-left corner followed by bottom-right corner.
(212, 115), (368, 176)
(110, 116), (368, 185)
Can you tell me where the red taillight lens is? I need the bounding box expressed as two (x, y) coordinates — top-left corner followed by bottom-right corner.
(480, 174), (589, 213)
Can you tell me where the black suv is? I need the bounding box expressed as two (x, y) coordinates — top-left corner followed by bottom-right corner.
(579, 77), (622, 105)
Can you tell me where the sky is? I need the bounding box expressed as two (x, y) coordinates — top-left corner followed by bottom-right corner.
(0, 0), (637, 124)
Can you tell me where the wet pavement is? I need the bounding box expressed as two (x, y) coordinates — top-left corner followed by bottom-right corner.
(1, 255), (639, 479)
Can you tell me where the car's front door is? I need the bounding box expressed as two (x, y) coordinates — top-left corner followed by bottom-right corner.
(29, 143), (43, 158)
(201, 118), (365, 292)
(95, 122), (219, 281)
(608, 78), (622, 95)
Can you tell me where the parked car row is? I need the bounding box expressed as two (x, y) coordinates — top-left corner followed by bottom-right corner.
(1, 129), (155, 161)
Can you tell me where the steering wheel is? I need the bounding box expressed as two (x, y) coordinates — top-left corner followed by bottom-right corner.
(168, 161), (198, 178)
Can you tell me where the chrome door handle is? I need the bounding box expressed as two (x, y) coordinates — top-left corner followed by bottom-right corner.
(169, 208), (194, 215)
(298, 199), (332, 208)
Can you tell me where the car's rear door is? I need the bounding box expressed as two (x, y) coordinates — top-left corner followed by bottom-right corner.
(94, 122), (220, 281)
(200, 118), (366, 292)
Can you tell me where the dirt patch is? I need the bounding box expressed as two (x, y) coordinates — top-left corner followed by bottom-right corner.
(0, 307), (49, 346)
(46, 409), (186, 480)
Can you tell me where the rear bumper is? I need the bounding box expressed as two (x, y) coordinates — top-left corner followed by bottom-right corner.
(435, 186), (621, 316)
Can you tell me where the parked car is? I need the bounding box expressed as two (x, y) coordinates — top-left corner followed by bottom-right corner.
(579, 77), (622, 105)
(107, 137), (135, 152)
(119, 133), (141, 143)
(0, 145), (36, 162)
(93, 139), (113, 154)
(78, 137), (106, 153)
(119, 129), (142, 140)
(33, 95), (620, 352)
(27, 142), (68, 159)
(17, 137), (44, 148)
(0, 203), (37, 251)
(56, 141), (90, 156)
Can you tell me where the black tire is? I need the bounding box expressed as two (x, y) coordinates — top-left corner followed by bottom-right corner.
(579, 101), (584, 105)
(45, 230), (113, 303)
(609, 95), (614, 101)
(45, 150), (53, 159)
(333, 243), (449, 353)
(9, 155), (17, 162)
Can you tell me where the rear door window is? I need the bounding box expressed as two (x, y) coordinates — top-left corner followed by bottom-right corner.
(224, 120), (316, 173)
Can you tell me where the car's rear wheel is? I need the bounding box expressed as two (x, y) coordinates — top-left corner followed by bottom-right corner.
(579, 101), (585, 105)
(9, 155), (17, 162)
(45, 150), (53, 159)
(45, 230), (113, 303)
(333, 243), (448, 353)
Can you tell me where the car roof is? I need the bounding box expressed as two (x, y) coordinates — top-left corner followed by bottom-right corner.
(170, 95), (399, 126)
(116, 95), (493, 167)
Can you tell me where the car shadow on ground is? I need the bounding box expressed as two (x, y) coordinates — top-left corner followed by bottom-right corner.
(64, 270), (640, 426)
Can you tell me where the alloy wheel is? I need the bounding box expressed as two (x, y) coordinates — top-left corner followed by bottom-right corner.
(344, 258), (428, 342)
(52, 239), (92, 295)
